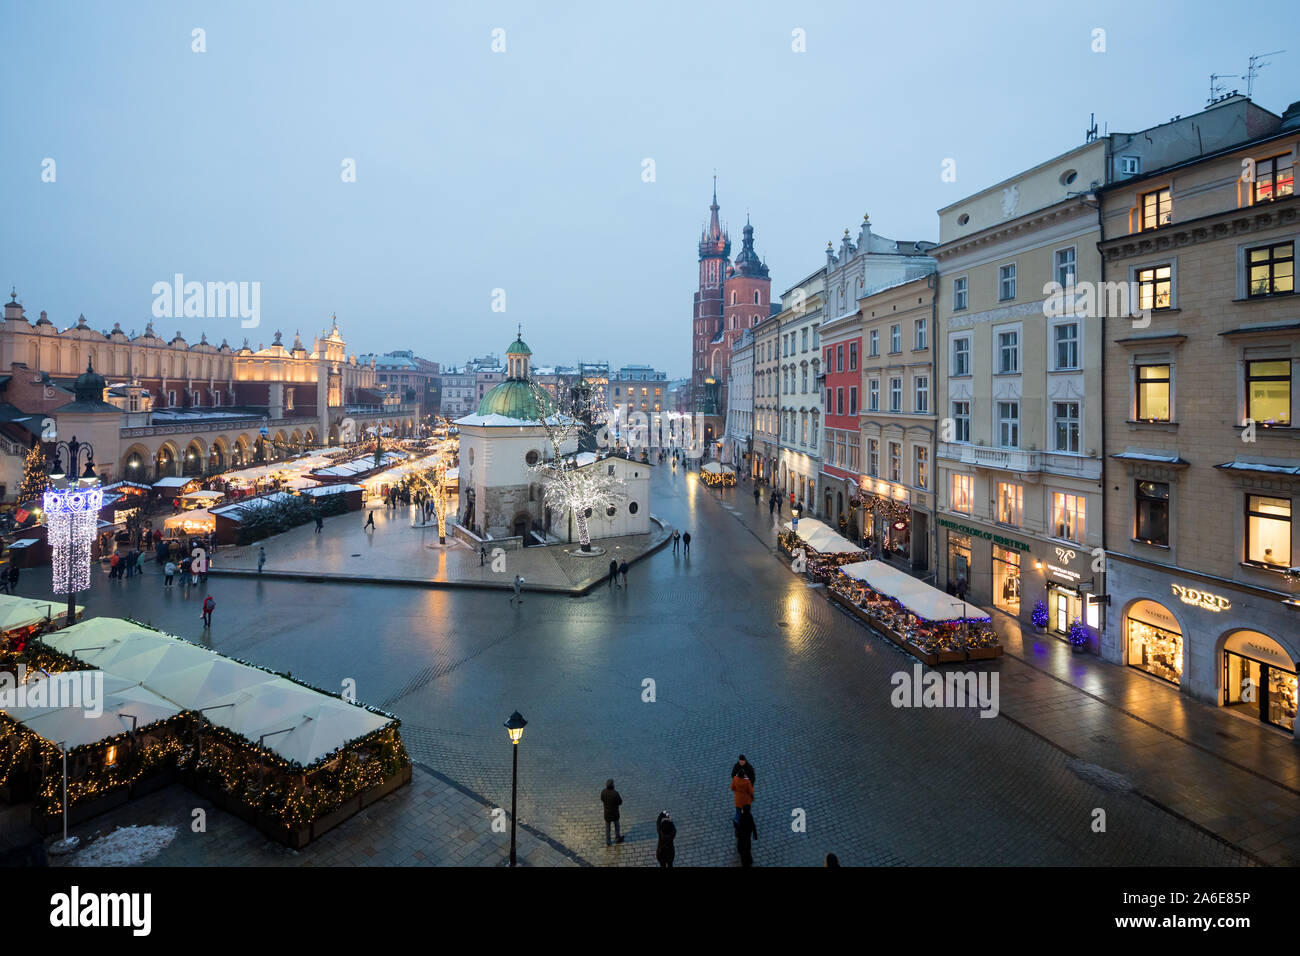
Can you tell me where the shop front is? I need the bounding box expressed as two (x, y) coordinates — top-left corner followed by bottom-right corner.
(1125, 598), (1184, 685)
(936, 517), (1032, 619)
(1223, 630), (1298, 733)
(1036, 545), (1103, 645)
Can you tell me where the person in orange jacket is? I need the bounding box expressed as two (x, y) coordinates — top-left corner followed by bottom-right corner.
(731, 772), (754, 825)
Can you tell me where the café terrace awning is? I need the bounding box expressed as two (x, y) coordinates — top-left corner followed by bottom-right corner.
(782, 517), (863, 555)
(838, 560), (989, 622)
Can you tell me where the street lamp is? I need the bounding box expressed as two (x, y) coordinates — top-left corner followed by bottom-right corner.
(43, 458), (101, 624)
(504, 710), (527, 866)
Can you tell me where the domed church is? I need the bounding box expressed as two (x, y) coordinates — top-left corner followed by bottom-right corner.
(454, 332), (573, 541)
(454, 330), (652, 545)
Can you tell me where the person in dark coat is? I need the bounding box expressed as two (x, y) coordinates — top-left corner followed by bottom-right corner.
(731, 754), (756, 787)
(682, 531), (691, 556)
(600, 779), (624, 845)
(608, 559), (619, 590)
(7, 565), (18, 592)
(768, 494), (776, 516)
(734, 804), (757, 867)
(656, 811), (676, 867)
(618, 560), (629, 588)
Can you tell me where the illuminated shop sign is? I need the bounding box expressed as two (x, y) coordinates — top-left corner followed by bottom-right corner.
(937, 518), (1029, 552)
(1170, 584), (1231, 612)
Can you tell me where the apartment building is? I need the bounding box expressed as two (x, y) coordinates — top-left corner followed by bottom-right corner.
(773, 269), (826, 511)
(723, 330), (754, 470)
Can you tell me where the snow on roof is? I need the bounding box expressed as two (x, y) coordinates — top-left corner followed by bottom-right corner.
(1110, 448), (1188, 465)
(312, 452), (405, 478)
(298, 483), (363, 496)
(210, 491), (296, 517)
(1216, 460), (1300, 476)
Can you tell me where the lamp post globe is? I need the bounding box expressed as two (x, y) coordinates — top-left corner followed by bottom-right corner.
(503, 711), (527, 866)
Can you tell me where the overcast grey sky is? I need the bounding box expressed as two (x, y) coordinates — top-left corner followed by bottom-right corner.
(2, 0), (1297, 377)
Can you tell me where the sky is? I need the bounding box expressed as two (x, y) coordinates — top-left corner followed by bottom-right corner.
(2, 0), (1298, 379)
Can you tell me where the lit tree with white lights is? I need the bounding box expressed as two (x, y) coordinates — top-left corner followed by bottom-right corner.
(527, 383), (624, 552)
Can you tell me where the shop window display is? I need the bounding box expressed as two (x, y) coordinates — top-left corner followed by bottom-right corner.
(992, 546), (1020, 616)
(1127, 616), (1182, 685)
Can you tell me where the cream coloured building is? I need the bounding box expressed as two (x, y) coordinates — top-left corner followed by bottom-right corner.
(774, 269), (825, 512)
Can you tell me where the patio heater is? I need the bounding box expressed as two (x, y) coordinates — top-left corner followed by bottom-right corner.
(43, 450), (101, 624)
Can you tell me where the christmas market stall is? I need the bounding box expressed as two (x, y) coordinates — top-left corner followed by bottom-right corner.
(777, 517), (866, 582)
(830, 560), (1001, 665)
(297, 482), (364, 513)
(15, 617), (412, 846)
(0, 595), (82, 659)
(699, 461), (737, 487)
(163, 507), (216, 540)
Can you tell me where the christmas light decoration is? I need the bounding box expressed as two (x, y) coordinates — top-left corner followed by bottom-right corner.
(18, 445), (48, 503)
(43, 481), (103, 596)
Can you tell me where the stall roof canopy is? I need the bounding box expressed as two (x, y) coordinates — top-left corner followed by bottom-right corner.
(313, 452), (405, 479)
(298, 483), (361, 497)
(38, 619), (394, 763)
(0, 595), (81, 632)
(210, 492), (296, 519)
(152, 476), (195, 489)
(3, 677), (181, 750)
(163, 508), (215, 529)
(183, 490), (225, 500)
(838, 560), (989, 622)
(782, 518), (864, 555)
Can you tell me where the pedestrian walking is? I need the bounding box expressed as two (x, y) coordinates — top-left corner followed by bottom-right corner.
(257, 547), (266, 574)
(731, 754), (756, 787)
(600, 779), (624, 845)
(109, 552), (120, 580)
(479, 546), (487, 567)
(671, 529), (680, 554)
(364, 510), (376, 531)
(315, 512), (324, 533)
(777, 497), (783, 516)
(734, 805), (758, 867)
(768, 494), (775, 517)
(201, 594), (215, 628)
(656, 811), (676, 867)
(731, 769), (754, 824)
(164, 561), (176, 588)
(753, 486), (761, 505)
(510, 574), (524, 605)
(618, 560), (628, 588)
(124, 550), (135, 579)
(682, 531), (691, 556)
(6, 565), (17, 593)
(608, 558), (619, 590)
(136, 551), (146, 577)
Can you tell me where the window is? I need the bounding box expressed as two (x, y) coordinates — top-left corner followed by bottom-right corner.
(1137, 264), (1173, 311)
(868, 439), (879, 476)
(1246, 359), (1291, 425)
(1053, 322), (1079, 370)
(888, 442), (901, 483)
(914, 446), (928, 490)
(1120, 155), (1140, 175)
(952, 337), (970, 376)
(868, 379), (879, 411)
(996, 482), (1023, 526)
(845, 431), (856, 469)
(1246, 495), (1291, 567)
(836, 387), (844, 416)
(998, 263), (1016, 301)
(914, 376), (929, 413)
(889, 325), (901, 353)
(1055, 247), (1077, 287)
(811, 412), (819, 447)
(951, 401), (970, 443)
(889, 378), (902, 412)
(997, 330), (1019, 373)
(849, 342), (857, 371)
(915, 318), (927, 350)
(801, 329), (808, 352)
(1135, 481), (1170, 546)
(848, 386), (858, 416)
(997, 401), (1020, 448)
(1246, 242), (1294, 297)
(952, 276), (968, 311)
(754, 290), (761, 304)
(1254, 154), (1294, 204)
(1135, 364), (1171, 421)
(1141, 187), (1172, 230)
(836, 345), (844, 372)
(1053, 401), (1080, 453)
(951, 474), (973, 514)
(1052, 492), (1086, 542)
(869, 329), (879, 356)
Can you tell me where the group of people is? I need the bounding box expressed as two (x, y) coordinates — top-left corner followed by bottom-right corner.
(765, 490), (788, 517)
(669, 529), (691, 555)
(600, 754), (831, 868)
(606, 559), (629, 589)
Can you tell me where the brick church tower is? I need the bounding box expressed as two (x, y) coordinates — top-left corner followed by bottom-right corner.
(690, 180), (771, 449)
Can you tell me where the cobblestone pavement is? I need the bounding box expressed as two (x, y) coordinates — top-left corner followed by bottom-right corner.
(205, 501), (672, 593)
(8, 465), (1281, 865)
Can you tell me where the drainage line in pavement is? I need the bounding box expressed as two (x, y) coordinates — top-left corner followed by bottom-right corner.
(415, 762), (593, 867)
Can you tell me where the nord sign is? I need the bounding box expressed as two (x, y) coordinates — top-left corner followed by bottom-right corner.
(1170, 584), (1231, 612)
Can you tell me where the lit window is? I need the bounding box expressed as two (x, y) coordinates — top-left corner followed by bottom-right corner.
(868, 380), (879, 411)
(996, 482), (1023, 526)
(1253, 154), (1294, 204)
(1141, 187), (1172, 230)
(1246, 359), (1291, 425)
(1052, 492), (1086, 542)
(914, 446), (928, 490)
(868, 439), (879, 476)
(1246, 495), (1291, 567)
(1247, 242), (1294, 297)
(1137, 265), (1172, 311)
(951, 474), (973, 514)
(1135, 364), (1171, 421)
(888, 442), (901, 482)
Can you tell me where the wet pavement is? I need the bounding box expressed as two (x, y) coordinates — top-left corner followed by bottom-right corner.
(7, 464), (1282, 865)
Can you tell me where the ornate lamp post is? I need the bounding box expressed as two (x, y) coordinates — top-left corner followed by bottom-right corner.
(504, 710), (527, 866)
(43, 448), (101, 624)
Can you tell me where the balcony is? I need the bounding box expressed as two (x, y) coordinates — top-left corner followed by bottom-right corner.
(937, 443), (1101, 480)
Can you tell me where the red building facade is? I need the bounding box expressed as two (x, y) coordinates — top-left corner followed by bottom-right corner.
(690, 181), (772, 449)
(818, 313), (862, 525)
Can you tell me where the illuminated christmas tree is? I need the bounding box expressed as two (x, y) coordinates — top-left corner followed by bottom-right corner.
(18, 444), (48, 503)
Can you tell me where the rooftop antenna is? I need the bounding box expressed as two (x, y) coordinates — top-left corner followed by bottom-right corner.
(1245, 50), (1284, 98)
(1208, 72), (1240, 105)
(1085, 112), (1098, 143)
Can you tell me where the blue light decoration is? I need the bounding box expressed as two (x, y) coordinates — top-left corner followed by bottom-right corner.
(1067, 616), (1089, 648)
(1031, 600), (1049, 629)
(43, 481), (103, 595)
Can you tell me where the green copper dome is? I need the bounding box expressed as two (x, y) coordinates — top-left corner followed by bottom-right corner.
(507, 336), (532, 356)
(476, 380), (555, 420)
